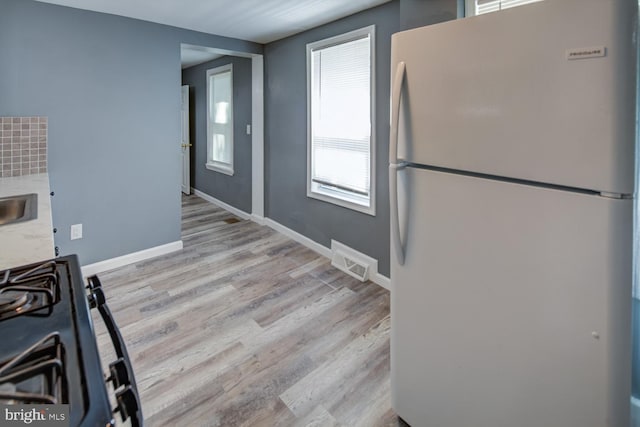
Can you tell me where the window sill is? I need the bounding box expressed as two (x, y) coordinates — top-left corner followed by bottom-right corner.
(307, 188), (375, 216)
(205, 162), (234, 176)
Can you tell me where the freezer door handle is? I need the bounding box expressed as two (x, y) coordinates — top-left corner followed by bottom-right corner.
(390, 163), (406, 265)
(389, 61), (406, 164)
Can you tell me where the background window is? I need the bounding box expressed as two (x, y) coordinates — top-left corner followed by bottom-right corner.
(306, 26), (376, 215)
(466, 0), (544, 16)
(206, 64), (234, 175)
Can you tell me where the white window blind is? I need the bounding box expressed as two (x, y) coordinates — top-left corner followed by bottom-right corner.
(206, 64), (234, 175)
(470, 0), (543, 15)
(307, 26), (375, 215)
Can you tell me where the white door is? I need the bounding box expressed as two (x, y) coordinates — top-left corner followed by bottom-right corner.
(181, 85), (191, 195)
(390, 167), (632, 427)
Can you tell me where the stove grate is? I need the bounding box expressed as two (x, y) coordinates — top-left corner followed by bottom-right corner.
(0, 332), (67, 405)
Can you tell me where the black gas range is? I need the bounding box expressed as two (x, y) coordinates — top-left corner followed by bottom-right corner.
(0, 255), (141, 426)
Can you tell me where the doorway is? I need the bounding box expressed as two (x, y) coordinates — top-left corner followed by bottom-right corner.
(179, 44), (264, 221)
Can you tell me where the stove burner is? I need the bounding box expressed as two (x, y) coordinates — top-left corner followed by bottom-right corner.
(0, 292), (33, 315)
(0, 332), (66, 405)
(0, 261), (60, 321)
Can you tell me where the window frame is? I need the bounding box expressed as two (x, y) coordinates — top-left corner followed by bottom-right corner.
(206, 63), (234, 176)
(465, 0), (475, 15)
(465, 0), (544, 16)
(305, 25), (376, 216)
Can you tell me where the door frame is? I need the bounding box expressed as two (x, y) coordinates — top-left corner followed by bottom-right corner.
(181, 84), (191, 195)
(250, 54), (264, 220)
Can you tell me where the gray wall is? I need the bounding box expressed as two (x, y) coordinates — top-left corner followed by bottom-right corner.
(399, 0), (459, 30)
(0, 0), (261, 265)
(264, 2), (400, 277)
(182, 56), (252, 213)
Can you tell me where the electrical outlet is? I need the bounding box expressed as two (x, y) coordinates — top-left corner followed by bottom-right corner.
(70, 224), (83, 240)
(246, 124), (251, 135)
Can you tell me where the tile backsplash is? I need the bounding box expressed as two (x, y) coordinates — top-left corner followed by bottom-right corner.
(0, 117), (48, 177)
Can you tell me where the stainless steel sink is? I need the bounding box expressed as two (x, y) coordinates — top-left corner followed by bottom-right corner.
(0, 193), (37, 226)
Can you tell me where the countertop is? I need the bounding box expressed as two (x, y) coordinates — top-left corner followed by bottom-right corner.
(0, 174), (55, 270)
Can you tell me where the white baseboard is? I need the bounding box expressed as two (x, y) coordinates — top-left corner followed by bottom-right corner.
(81, 241), (183, 278)
(372, 273), (391, 291)
(192, 188), (251, 220)
(251, 214), (266, 225)
(262, 218), (332, 259)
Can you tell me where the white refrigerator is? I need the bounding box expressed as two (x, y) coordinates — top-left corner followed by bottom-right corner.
(389, 1), (637, 426)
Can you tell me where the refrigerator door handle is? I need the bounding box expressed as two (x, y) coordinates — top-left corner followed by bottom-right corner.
(390, 61), (407, 266)
(390, 162), (406, 265)
(389, 61), (406, 164)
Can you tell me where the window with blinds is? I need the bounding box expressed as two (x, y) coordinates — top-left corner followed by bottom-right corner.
(466, 0), (544, 16)
(306, 26), (376, 215)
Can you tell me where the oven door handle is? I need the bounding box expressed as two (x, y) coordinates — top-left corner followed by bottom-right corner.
(86, 277), (130, 362)
(87, 275), (143, 427)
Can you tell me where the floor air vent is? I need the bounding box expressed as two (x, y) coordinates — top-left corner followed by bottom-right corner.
(330, 240), (377, 282)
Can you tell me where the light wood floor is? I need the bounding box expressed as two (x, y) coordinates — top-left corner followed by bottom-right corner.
(94, 194), (406, 427)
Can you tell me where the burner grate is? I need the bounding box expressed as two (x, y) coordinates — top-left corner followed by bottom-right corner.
(0, 332), (67, 404)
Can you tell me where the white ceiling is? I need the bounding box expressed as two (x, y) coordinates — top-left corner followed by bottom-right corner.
(34, 0), (392, 44)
